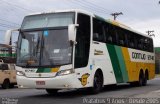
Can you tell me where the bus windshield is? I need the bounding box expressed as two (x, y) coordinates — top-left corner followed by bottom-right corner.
(16, 29), (72, 67)
(16, 12), (75, 67)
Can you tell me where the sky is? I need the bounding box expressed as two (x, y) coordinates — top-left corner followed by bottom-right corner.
(0, 0), (160, 47)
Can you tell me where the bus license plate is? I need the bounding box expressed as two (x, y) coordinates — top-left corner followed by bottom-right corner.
(36, 81), (45, 85)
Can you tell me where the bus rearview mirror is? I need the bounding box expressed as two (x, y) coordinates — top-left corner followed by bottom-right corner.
(68, 24), (78, 43)
(5, 29), (19, 45)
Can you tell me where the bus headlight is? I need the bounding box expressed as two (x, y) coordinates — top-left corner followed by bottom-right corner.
(56, 69), (74, 76)
(17, 71), (25, 76)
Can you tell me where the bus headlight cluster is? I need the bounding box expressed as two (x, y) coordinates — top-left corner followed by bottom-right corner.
(56, 69), (74, 76)
(17, 71), (25, 76)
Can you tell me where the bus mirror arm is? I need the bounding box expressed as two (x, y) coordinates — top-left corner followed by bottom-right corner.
(68, 24), (79, 44)
(70, 40), (77, 46)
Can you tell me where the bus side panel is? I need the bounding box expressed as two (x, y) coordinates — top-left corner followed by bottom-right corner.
(121, 48), (137, 81)
(106, 44), (124, 83)
(121, 48), (155, 82)
(148, 63), (155, 79)
(115, 46), (129, 82)
(107, 44), (131, 83)
(92, 42), (117, 85)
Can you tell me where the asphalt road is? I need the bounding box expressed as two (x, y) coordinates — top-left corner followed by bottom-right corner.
(0, 78), (160, 104)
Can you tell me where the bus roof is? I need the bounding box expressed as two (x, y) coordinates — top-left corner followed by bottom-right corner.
(27, 9), (95, 17)
(27, 9), (151, 39)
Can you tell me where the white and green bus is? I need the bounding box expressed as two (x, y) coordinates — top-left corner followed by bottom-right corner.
(12, 9), (155, 94)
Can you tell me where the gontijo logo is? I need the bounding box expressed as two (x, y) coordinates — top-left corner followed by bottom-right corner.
(79, 73), (90, 86)
(128, 49), (154, 63)
(132, 52), (154, 61)
(132, 52), (146, 60)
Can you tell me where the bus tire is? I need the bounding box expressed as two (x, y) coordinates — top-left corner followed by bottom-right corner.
(89, 70), (103, 94)
(2, 79), (10, 89)
(142, 71), (148, 86)
(138, 71), (144, 86)
(46, 89), (58, 95)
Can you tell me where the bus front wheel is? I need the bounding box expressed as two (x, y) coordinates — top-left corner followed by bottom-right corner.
(89, 70), (103, 94)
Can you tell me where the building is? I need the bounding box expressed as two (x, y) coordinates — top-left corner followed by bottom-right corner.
(0, 44), (16, 63)
(155, 47), (160, 74)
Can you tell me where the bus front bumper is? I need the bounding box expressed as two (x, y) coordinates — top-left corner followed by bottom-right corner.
(16, 74), (80, 89)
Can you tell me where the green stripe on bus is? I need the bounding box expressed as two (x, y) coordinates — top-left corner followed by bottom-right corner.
(43, 68), (51, 72)
(36, 68), (44, 73)
(36, 68), (51, 73)
(106, 44), (123, 83)
(115, 46), (129, 82)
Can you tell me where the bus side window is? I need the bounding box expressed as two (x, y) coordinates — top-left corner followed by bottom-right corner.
(135, 35), (142, 50)
(144, 38), (153, 52)
(115, 27), (127, 47)
(104, 24), (112, 44)
(108, 35), (113, 43)
(112, 27), (118, 45)
(143, 38), (148, 51)
(149, 39), (154, 52)
(93, 18), (105, 42)
(104, 24), (117, 45)
(93, 33), (99, 41)
(140, 38), (144, 50)
(127, 33), (135, 48)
